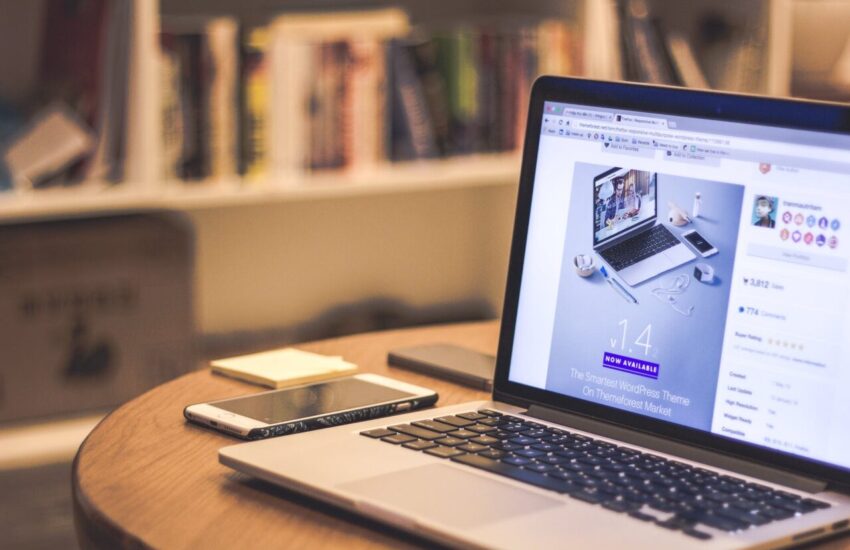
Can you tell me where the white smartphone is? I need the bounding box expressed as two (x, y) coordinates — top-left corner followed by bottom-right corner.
(184, 373), (438, 440)
(682, 229), (718, 257)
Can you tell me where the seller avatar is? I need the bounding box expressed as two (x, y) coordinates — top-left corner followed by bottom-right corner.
(752, 195), (777, 228)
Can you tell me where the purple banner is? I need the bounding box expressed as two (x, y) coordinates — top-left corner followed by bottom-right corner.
(602, 352), (660, 379)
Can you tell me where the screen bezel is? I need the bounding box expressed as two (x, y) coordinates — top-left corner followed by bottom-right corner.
(592, 167), (658, 247)
(494, 76), (850, 489)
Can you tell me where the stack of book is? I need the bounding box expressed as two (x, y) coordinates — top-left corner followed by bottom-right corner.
(0, 0), (133, 190)
(614, 0), (768, 92)
(159, 8), (584, 184)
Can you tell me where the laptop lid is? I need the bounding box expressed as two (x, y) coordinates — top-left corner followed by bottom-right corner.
(494, 77), (850, 490)
(593, 167), (658, 248)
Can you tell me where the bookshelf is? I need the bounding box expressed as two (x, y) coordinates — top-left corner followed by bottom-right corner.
(0, 0), (834, 337)
(0, 0), (805, 221)
(0, 154), (520, 220)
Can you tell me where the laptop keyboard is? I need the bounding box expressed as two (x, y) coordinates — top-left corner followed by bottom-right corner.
(361, 410), (831, 540)
(600, 224), (680, 271)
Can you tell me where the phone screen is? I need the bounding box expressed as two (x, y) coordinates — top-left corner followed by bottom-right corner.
(684, 231), (713, 253)
(213, 378), (414, 424)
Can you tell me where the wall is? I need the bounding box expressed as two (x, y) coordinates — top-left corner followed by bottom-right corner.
(187, 182), (517, 335)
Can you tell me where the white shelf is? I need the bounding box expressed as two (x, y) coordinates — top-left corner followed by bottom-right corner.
(0, 153), (521, 220)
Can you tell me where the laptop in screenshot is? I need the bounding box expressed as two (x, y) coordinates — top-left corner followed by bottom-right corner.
(220, 77), (850, 549)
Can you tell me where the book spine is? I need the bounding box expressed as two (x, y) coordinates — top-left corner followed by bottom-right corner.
(345, 38), (385, 171)
(389, 39), (438, 160)
(271, 37), (311, 177)
(159, 33), (183, 180)
(241, 27), (270, 181)
(206, 18), (238, 180)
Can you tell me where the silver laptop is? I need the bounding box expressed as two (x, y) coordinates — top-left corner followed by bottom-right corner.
(592, 167), (696, 286)
(221, 77), (850, 549)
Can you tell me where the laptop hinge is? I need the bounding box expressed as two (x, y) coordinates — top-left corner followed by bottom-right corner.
(526, 404), (828, 494)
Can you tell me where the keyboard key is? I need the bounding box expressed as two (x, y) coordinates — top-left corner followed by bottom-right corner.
(478, 417), (506, 427)
(451, 453), (574, 494)
(524, 463), (555, 473)
(381, 434), (416, 445)
(509, 436), (538, 446)
(449, 429), (479, 439)
(403, 439), (437, 450)
(477, 409), (503, 417)
(467, 424), (497, 434)
(436, 436), (465, 447)
(502, 424), (527, 433)
(602, 499), (641, 513)
(435, 415), (475, 428)
(628, 511), (657, 522)
(716, 508), (771, 527)
(515, 449), (545, 459)
(570, 489), (608, 505)
(502, 456), (532, 467)
(412, 420), (457, 433)
(761, 506), (795, 521)
(389, 424), (444, 441)
(682, 529), (712, 540)
(360, 428), (395, 438)
(803, 498), (831, 510)
(539, 455), (568, 465)
(424, 446), (466, 459)
(458, 443), (488, 453)
(470, 435), (500, 446)
(694, 512), (747, 532)
(457, 412), (487, 421)
(549, 469), (579, 481)
(479, 449), (505, 460)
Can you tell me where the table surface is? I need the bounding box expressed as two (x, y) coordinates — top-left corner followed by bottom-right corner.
(73, 321), (850, 549)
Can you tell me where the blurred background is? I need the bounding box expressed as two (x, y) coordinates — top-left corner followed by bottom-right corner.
(0, 0), (849, 547)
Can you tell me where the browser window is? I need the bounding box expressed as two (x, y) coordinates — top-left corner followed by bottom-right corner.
(511, 101), (850, 470)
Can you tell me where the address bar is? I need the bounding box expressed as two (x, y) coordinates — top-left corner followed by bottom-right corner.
(573, 119), (726, 146)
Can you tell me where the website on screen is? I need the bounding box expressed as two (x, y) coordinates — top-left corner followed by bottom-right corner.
(509, 101), (850, 469)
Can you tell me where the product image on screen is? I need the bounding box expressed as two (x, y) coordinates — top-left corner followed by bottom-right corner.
(594, 168), (657, 245)
(684, 231), (715, 254)
(214, 378), (413, 424)
(546, 162), (745, 430)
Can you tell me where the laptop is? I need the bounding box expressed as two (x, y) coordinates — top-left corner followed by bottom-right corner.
(220, 77), (850, 549)
(592, 166), (696, 286)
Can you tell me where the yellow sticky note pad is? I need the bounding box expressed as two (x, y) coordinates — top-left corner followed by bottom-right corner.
(210, 348), (357, 388)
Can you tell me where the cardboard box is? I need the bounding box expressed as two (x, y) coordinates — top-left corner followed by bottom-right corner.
(0, 212), (195, 422)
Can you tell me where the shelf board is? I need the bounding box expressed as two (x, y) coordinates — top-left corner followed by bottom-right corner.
(0, 154), (520, 221)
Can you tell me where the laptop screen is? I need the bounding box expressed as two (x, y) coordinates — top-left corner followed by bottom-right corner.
(593, 168), (657, 246)
(509, 99), (850, 471)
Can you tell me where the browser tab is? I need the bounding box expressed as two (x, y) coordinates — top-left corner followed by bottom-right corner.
(615, 113), (668, 128)
(562, 107), (614, 122)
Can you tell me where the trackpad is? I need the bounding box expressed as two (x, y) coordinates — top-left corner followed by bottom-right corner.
(338, 463), (563, 528)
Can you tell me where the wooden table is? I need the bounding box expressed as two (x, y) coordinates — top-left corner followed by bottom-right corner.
(73, 321), (496, 549)
(73, 321), (850, 549)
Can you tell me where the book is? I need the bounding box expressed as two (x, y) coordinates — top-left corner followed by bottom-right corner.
(240, 27), (271, 181)
(268, 8), (409, 176)
(388, 38), (439, 160)
(160, 16), (239, 181)
(210, 347), (358, 389)
(39, 0), (126, 183)
(666, 33), (710, 89)
(2, 103), (95, 188)
(619, 0), (678, 85)
(152, 8), (589, 181)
